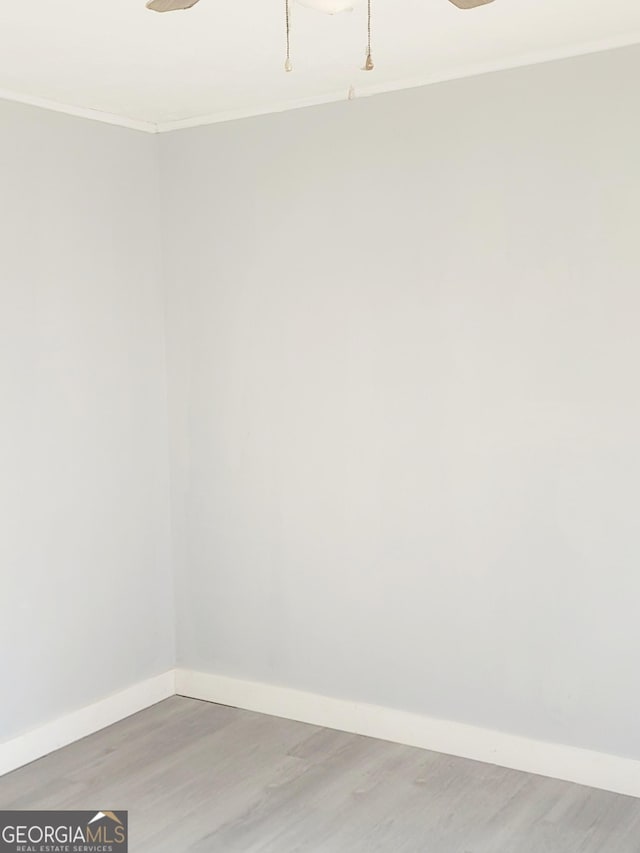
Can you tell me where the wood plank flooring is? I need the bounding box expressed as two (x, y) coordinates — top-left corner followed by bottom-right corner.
(1, 696), (639, 852)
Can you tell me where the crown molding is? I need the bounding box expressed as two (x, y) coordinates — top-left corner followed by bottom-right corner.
(2, 32), (640, 135)
(156, 33), (640, 133)
(0, 88), (158, 133)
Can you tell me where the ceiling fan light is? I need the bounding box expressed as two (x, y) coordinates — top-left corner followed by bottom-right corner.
(295, 0), (360, 13)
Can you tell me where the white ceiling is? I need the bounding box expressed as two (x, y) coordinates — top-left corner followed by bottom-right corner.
(1, 0), (639, 132)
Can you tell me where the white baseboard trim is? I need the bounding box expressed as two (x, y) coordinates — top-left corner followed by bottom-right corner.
(0, 670), (175, 777)
(4, 667), (640, 801)
(176, 669), (640, 800)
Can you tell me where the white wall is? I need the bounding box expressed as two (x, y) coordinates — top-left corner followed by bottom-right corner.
(0, 102), (174, 741)
(161, 45), (640, 761)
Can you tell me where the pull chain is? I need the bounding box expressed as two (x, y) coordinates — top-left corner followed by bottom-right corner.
(285, 0), (372, 74)
(363, 0), (374, 71)
(284, 0), (292, 72)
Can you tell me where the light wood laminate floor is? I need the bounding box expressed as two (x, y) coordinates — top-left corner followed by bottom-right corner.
(1, 697), (639, 852)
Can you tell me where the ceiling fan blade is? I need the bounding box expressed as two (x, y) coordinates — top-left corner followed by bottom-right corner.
(146, 0), (200, 12)
(448, 0), (495, 8)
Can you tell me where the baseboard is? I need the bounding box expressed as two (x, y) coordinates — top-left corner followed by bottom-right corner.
(0, 670), (175, 777)
(4, 668), (640, 800)
(176, 669), (640, 800)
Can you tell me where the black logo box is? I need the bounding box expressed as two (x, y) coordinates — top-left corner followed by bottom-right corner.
(0, 811), (128, 853)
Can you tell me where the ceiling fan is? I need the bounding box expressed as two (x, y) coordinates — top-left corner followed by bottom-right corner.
(145, 0), (495, 73)
(146, 0), (495, 10)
